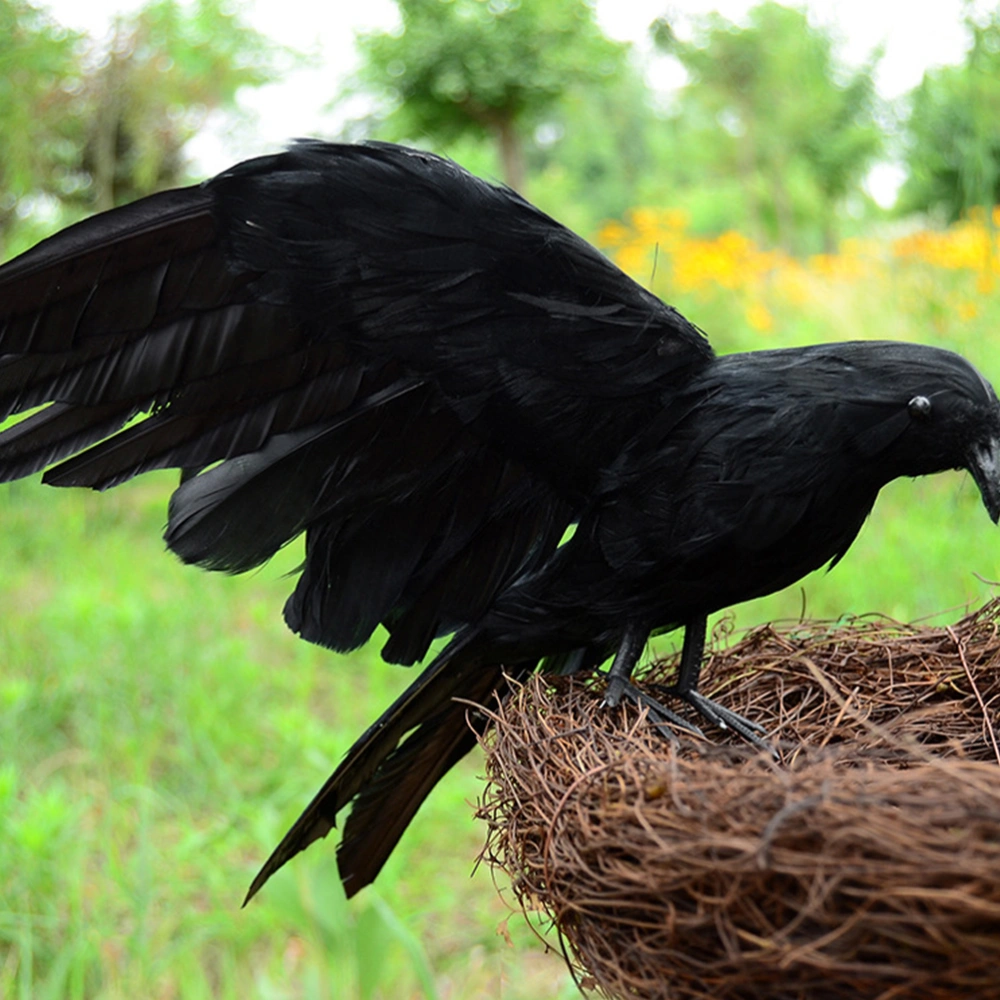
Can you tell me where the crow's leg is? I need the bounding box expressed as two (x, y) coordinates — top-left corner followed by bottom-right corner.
(656, 615), (771, 749)
(602, 622), (704, 737)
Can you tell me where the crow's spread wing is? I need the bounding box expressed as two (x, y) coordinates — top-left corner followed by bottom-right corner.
(0, 141), (712, 660)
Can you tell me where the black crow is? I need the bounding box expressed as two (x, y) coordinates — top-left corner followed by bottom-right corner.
(1, 142), (998, 902)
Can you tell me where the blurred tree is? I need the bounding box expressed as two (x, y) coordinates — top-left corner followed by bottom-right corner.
(524, 61), (666, 233)
(899, 9), (1000, 222)
(0, 0), (282, 257)
(355, 0), (628, 192)
(0, 0), (84, 255)
(79, 0), (281, 212)
(655, 2), (883, 252)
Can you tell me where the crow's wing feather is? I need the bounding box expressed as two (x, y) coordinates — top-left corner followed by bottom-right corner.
(207, 141), (714, 498)
(0, 142), (711, 501)
(0, 140), (710, 655)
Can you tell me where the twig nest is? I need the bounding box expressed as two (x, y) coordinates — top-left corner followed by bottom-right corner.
(478, 602), (1000, 1000)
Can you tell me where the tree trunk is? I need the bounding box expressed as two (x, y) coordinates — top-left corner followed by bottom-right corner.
(495, 117), (525, 193)
(91, 49), (124, 212)
(822, 209), (837, 255)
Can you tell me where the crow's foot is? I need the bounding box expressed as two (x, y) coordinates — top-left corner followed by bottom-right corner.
(652, 684), (774, 754)
(603, 676), (705, 740)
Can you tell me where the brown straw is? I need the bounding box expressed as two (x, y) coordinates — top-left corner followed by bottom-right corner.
(477, 601), (1000, 999)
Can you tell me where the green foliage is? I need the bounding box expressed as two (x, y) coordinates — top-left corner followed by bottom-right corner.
(76, 0), (283, 211)
(898, 9), (1000, 221)
(356, 0), (627, 190)
(0, 0), (84, 253)
(0, 0), (283, 250)
(0, 476), (577, 998)
(524, 65), (665, 233)
(655, 2), (883, 252)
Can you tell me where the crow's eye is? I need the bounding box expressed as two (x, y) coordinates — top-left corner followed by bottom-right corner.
(908, 395), (932, 420)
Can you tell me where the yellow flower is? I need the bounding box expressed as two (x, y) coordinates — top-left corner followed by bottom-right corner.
(892, 215), (998, 273)
(745, 301), (774, 333)
(596, 220), (629, 248)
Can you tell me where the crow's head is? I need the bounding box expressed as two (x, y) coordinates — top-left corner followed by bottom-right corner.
(842, 342), (1000, 523)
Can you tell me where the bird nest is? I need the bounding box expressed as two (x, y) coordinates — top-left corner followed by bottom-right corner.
(476, 601), (1000, 1000)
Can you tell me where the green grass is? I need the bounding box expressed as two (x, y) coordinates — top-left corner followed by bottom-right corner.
(0, 476), (582, 998)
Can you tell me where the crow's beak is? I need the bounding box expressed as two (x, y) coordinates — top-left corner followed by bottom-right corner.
(969, 436), (1000, 524)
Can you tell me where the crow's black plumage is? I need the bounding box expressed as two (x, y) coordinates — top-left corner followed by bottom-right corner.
(1, 141), (999, 901)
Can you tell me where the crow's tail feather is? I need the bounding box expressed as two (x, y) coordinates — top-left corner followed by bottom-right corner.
(244, 631), (526, 903)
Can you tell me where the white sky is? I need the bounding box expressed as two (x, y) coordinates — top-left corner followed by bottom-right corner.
(38, 0), (987, 204)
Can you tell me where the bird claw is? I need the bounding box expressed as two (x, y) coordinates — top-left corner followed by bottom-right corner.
(652, 684), (775, 755)
(602, 677), (705, 740)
